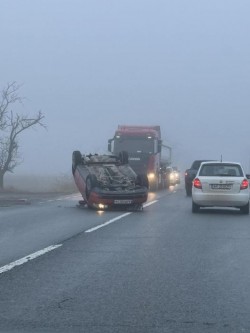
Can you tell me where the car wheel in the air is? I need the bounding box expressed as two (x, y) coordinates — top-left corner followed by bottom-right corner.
(136, 174), (149, 188)
(72, 150), (82, 173)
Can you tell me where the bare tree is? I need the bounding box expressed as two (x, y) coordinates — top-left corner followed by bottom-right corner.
(0, 82), (46, 189)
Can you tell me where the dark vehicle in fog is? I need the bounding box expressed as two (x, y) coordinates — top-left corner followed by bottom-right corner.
(72, 151), (148, 210)
(185, 160), (212, 196)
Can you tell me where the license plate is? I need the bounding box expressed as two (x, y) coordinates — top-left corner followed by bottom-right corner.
(211, 184), (232, 190)
(114, 199), (132, 204)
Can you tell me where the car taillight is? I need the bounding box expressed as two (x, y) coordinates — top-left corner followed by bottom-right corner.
(193, 178), (202, 189)
(240, 179), (249, 190)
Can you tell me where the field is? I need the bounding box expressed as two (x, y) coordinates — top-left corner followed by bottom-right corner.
(2, 173), (77, 194)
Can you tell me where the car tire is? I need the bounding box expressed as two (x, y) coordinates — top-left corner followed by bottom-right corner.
(192, 201), (200, 213)
(136, 174), (149, 188)
(119, 151), (129, 165)
(86, 174), (98, 198)
(186, 187), (192, 197)
(72, 150), (82, 173)
(240, 202), (249, 215)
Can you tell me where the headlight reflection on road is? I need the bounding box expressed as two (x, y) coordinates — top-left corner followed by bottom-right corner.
(148, 192), (157, 201)
(168, 185), (175, 192)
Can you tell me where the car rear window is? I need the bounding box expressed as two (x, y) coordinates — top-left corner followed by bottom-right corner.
(199, 163), (243, 177)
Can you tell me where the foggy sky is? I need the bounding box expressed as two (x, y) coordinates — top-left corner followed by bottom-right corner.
(1, 0), (250, 175)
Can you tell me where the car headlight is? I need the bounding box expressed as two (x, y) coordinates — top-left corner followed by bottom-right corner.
(147, 173), (155, 179)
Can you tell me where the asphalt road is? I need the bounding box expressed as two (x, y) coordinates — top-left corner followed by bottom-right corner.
(1, 186), (250, 332)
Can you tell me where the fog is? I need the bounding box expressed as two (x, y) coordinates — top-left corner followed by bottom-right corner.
(1, 0), (250, 179)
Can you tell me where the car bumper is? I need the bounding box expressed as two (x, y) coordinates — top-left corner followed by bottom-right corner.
(192, 190), (249, 208)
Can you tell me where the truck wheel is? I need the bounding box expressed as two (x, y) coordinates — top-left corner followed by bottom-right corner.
(119, 151), (129, 164)
(160, 175), (166, 189)
(72, 150), (82, 173)
(136, 174), (149, 188)
(150, 177), (159, 191)
(86, 174), (98, 198)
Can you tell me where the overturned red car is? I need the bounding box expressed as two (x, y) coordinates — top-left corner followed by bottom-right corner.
(72, 151), (149, 210)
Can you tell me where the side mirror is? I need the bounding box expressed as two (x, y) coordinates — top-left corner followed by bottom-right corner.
(157, 140), (162, 153)
(246, 174), (250, 179)
(108, 139), (112, 152)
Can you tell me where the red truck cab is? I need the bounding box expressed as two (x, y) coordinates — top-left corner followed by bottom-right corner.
(108, 125), (171, 191)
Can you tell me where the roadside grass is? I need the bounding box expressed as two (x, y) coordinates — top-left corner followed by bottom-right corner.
(2, 172), (77, 194)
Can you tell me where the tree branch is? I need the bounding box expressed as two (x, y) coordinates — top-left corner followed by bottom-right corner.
(0, 82), (46, 187)
(0, 82), (24, 129)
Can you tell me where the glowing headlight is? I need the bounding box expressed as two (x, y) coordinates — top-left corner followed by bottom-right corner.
(94, 203), (108, 210)
(98, 203), (106, 209)
(147, 173), (155, 179)
(170, 173), (175, 179)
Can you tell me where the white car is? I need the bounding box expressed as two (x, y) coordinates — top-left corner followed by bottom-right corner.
(192, 161), (250, 214)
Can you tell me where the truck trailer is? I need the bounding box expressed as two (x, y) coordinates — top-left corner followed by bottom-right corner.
(108, 125), (172, 191)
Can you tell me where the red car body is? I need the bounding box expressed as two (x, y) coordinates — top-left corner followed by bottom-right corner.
(72, 151), (148, 210)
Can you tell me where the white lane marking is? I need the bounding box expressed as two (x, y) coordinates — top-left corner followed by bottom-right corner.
(143, 200), (158, 207)
(0, 244), (62, 275)
(85, 212), (132, 233)
(85, 200), (158, 233)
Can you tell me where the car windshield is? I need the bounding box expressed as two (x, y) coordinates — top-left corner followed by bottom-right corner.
(114, 136), (155, 154)
(199, 163), (243, 177)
